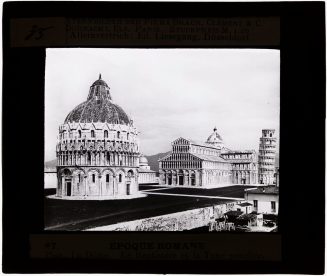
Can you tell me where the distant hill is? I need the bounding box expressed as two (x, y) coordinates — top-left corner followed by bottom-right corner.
(45, 159), (56, 170)
(146, 151), (171, 172)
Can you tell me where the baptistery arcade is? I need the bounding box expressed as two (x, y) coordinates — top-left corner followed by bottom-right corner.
(56, 75), (141, 199)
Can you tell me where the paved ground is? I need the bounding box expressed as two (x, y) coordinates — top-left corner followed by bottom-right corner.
(44, 185), (252, 231)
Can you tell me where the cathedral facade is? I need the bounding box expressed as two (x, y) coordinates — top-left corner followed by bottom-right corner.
(158, 128), (260, 188)
(56, 75), (141, 199)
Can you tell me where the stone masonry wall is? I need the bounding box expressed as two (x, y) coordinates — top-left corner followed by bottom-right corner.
(87, 201), (239, 231)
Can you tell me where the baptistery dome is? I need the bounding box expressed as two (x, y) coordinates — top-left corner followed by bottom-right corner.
(55, 75), (143, 200)
(65, 75), (131, 125)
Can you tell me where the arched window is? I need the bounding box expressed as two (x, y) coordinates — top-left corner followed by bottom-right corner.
(119, 174), (122, 182)
(117, 131), (120, 139)
(106, 174), (109, 182)
(127, 133), (129, 140)
(104, 130), (108, 138)
(91, 130), (95, 138)
(78, 174), (81, 183)
(107, 152), (110, 162)
(78, 130), (82, 138)
(88, 152), (91, 163)
(92, 174), (95, 183)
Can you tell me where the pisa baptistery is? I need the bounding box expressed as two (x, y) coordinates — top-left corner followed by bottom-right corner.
(55, 75), (142, 199)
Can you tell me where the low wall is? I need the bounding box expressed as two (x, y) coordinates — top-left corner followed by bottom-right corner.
(87, 201), (239, 231)
(44, 172), (57, 189)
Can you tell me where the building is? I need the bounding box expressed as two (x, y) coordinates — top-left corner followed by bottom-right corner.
(235, 202), (253, 214)
(220, 151), (258, 184)
(274, 167), (279, 187)
(138, 155), (158, 184)
(44, 169), (57, 189)
(55, 75), (141, 199)
(258, 129), (277, 184)
(158, 128), (259, 188)
(245, 186), (279, 214)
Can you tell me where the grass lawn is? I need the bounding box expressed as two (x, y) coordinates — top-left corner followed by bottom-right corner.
(138, 184), (161, 191)
(44, 193), (235, 231)
(144, 185), (256, 198)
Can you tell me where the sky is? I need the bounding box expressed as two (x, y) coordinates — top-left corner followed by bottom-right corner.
(45, 48), (280, 161)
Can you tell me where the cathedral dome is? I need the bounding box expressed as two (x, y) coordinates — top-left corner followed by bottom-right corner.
(64, 74), (131, 125)
(206, 127), (224, 148)
(207, 127), (223, 142)
(139, 156), (148, 165)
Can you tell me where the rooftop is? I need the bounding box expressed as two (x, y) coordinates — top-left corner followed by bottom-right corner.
(188, 139), (221, 149)
(221, 150), (255, 155)
(246, 186), (279, 195)
(138, 168), (156, 173)
(237, 202), (253, 207)
(225, 210), (243, 216)
(191, 152), (228, 163)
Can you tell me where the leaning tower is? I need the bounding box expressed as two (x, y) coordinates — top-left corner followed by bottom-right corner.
(258, 129), (277, 185)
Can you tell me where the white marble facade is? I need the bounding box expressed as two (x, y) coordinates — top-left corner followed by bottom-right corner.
(56, 75), (141, 199)
(159, 128), (261, 188)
